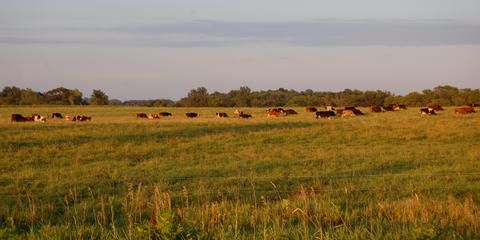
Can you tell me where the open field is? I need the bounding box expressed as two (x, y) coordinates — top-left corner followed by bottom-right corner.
(1, 106), (479, 239)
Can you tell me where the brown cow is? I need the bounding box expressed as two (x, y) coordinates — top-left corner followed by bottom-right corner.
(455, 106), (475, 114)
(148, 114), (160, 119)
(369, 106), (382, 113)
(336, 109), (344, 115)
(391, 104), (407, 110)
(137, 113), (148, 118)
(345, 107), (364, 115)
(306, 107), (317, 112)
(342, 110), (357, 117)
(65, 116), (76, 121)
(266, 109), (282, 117)
(428, 104), (444, 111)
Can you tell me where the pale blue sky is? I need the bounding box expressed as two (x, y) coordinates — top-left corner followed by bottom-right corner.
(1, 1), (480, 100)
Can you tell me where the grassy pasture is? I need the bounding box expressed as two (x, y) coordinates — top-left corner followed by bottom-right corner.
(0, 106), (479, 239)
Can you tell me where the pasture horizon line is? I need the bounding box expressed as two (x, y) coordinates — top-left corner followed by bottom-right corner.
(1, 84), (479, 107)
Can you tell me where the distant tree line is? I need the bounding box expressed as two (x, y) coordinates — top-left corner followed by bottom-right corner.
(0, 86), (108, 106)
(177, 85), (480, 107)
(1, 85), (479, 107)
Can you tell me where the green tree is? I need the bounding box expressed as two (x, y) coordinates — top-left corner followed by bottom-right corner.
(90, 89), (109, 105)
(235, 86), (252, 107)
(45, 87), (82, 105)
(0, 86), (22, 105)
(179, 87), (209, 107)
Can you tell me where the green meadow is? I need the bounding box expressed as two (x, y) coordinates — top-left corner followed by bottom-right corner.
(0, 106), (479, 239)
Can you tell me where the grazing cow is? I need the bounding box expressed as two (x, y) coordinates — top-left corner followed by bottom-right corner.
(52, 113), (63, 119)
(306, 107), (317, 112)
(65, 116), (76, 121)
(186, 112), (198, 118)
(428, 104), (443, 111)
(239, 113), (252, 119)
(316, 111), (336, 119)
(420, 108), (436, 115)
(369, 106), (382, 113)
(468, 103), (480, 107)
(284, 109), (297, 115)
(33, 115), (46, 122)
(234, 109), (243, 116)
(325, 106), (335, 111)
(454, 106), (475, 114)
(11, 114), (30, 122)
(336, 109), (344, 115)
(147, 114), (160, 119)
(382, 106), (394, 111)
(137, 113), (148, 118)
(216, 112), (228, 118)
(159, 112), (172, 117)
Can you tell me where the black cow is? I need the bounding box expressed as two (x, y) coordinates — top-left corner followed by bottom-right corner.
(316, 111), (336, 119)
(382, 106), (394, 111)
(11, 114), (30, 122)
(239, 113), (252, 119)
(285, 109), (297, 115)
(52, 113), (63, 119)
(186, 113), (198, 118)
(159, 112), (172, 117)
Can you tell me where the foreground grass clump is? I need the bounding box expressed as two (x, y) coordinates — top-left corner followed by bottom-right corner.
(0, 106), (479, 239)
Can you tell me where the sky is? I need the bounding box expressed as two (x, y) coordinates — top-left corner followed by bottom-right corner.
(1, 0), (480, 100)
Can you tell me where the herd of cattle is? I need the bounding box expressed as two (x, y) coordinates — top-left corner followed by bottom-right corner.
(11, 113), (91, 122)
(10, 104), (477, 122)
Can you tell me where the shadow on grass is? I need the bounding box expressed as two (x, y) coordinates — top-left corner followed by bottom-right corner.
(4, 121), (320, 150)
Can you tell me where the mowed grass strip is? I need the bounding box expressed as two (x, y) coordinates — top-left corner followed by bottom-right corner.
(0, 106), (479, 239)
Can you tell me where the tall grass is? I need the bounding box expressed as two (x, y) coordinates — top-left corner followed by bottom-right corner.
(0, 106), (479, 239)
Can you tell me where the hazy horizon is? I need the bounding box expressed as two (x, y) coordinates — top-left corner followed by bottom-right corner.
(1, 1), (479, 100)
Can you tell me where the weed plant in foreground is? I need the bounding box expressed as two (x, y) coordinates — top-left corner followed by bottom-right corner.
(0, 106), (479, 239)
